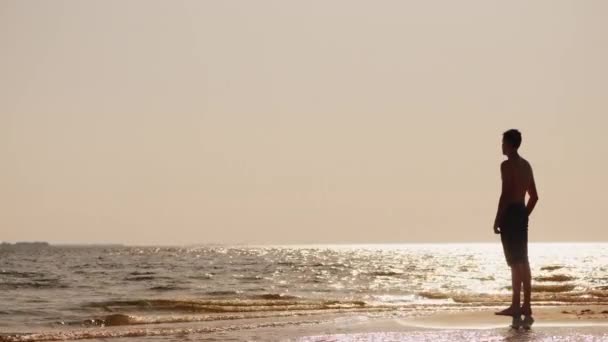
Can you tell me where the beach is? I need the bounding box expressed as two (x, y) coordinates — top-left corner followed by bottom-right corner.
(3, 306), (608, 341)
(290, 306), (608, 341)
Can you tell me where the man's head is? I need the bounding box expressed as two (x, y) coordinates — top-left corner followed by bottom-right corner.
(502, 129), (522, 155)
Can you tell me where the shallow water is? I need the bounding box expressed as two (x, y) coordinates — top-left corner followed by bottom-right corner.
(1, 243), (607, 341)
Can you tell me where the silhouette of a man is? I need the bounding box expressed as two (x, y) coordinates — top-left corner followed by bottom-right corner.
(493, 129), (538, 319)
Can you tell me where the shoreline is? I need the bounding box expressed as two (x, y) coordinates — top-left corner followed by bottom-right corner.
(2, 305), (608, 341)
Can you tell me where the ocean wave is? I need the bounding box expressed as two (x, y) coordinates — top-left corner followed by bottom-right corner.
(502, 284), (576, 293)
(124, 276), (156, 281)
(129, 271), (155, 276)
(417, 291), (451, 300)
(86, 297), (369, 314)
(417, 291), (508, 304)
(60, 301), (397, 332)
(540, 265), (565, 271)
(189, 273), (213, 280)
(416, 289), (608, 305)
(253, 293), (301, 300)
(125, 274), (173, 282)
(532, 284), (576, 293)
(0, 270), (45, 278)
(534, 274), (576, 282)
(79, 314), (136, 327)
(589, 290), (608, 297)
(277, 261), (295, 266)
(233, 275), (264, 282)
(0, 270), (67, 290)
(0, 281), (68, 290)
(205, 290), (243, 296)
(149, 285), (186, 291)
(370, 271), (403, 277)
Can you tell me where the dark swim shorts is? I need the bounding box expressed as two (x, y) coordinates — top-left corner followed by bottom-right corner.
(500, 203), (529, 267)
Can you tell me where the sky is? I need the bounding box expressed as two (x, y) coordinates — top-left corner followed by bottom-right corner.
(1, 1), (607, 245)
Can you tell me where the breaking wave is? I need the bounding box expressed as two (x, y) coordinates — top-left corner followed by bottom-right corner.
(86, 296), (369, 314)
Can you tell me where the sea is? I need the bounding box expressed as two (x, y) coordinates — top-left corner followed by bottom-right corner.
(1, 243), (607, 341)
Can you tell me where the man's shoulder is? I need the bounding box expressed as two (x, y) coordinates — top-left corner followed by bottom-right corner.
(520, 157), (532, 169)
(516, 157), (535, 176)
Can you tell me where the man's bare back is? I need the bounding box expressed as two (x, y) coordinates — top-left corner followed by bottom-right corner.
(500, 157), (538, 216)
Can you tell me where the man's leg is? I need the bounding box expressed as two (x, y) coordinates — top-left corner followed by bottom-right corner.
(495, 265), (521, 316)
(521, 261), (532, 315)
(511, 264), (522, 309)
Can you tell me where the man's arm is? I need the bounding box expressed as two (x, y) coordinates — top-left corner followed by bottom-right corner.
(493, 162), (509, 234)
(526, 164), (539, 216)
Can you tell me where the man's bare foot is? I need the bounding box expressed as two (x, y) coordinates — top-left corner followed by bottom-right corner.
(510, 316), (523, 329)
(495, 306), (520, 316)
(521, 315), (534, 329)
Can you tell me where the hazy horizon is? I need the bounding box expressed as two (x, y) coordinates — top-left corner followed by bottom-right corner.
(2, 1), (607, 245)
(3, 241), (608, 247)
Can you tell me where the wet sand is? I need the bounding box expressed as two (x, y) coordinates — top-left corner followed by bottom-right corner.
(284, 305), (608, 341)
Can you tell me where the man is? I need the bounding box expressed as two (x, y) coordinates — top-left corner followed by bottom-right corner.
(493, 129), (539, 321)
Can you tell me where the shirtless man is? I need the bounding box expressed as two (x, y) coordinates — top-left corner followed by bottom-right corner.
(493, 129), (539, 320)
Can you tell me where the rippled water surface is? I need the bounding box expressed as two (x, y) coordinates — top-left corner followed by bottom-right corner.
(1, 243), (607, 341)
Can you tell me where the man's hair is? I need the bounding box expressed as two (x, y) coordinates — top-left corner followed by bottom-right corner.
(503, 129), (522, 149)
